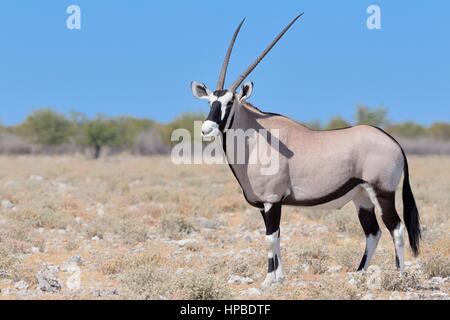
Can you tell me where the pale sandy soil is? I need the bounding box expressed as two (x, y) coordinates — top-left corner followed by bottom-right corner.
(0, 155), (449, 300)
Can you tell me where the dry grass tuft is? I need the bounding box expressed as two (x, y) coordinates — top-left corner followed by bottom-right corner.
(177, 273), (230, 300)
(423, 256), (450, 278)
(295, 243), (329, 274)
(159, 215), (197, 239)
(381, 271), (421, 291)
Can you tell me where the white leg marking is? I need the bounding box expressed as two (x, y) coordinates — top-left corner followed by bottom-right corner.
(362, 230), (382, 270)
(261, 229), (284, 290)
(362, 184), (382, 214)
(393, 223), (405, 274)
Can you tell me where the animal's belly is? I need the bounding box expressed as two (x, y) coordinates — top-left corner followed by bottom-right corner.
(296, 186), (360, 210)
(283, 178), (364, 209)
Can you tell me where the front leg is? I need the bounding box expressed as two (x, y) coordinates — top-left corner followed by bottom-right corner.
(260, 202), (284, 290)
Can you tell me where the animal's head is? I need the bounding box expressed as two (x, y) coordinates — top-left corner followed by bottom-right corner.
(191, 14), (303, 138)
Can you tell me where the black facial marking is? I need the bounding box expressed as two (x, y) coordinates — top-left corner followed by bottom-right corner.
(357, 254), (368, 271)
(204, 94), (235, 132)
(213, 90), (228, 97)
(206, 101), (222, 124)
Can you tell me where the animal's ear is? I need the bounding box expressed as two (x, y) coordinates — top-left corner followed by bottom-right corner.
(191, 81), (212, 100)
(238, 81), (253, 101)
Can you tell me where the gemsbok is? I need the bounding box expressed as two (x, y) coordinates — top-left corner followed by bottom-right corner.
(190, 14), (421, 289)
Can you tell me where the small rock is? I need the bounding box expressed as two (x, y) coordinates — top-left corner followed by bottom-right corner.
(240, 288), (261, 296)
(91, 236), (100, 241)
(37, 265), (62, 293)
(1, 288), (13, 295)
(315, 225), (329, 234)
(366, 265), (382, 290)
(62, 256), (84, 273)
(300, 264), (310, 273)
(430, 277), (445, 286)
(228, 275), (254, 285)
(0, 271), (9, 279)
(31, 247), (40, 254)
(176, 239), (196, 247)
(175, 268), (185, 276)
(243, 232), (253, 242)
(15, 280), (29, 291)
(327, 266), (343, 274)
(347, 272), (365, 288)
(67, 255), (84, 267)
(66, 272), (81, 291)
(294, 280), (307, 287)
(1, 199), (14, 210)
(29, 175), (44, 181)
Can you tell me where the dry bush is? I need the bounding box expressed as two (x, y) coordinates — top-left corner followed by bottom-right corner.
(334, 246), (361, 272)
(122, 264), (163, 299)
(134, 129), (169, 155)
(324, 210), (360, 235)
(381, 271), (421, 291)
(0, 247), (36, 284)
(159, 215), (197, 239)
(0, 247), (17, 277)
(101, 254), (129, 276)
(398, 137), (450, 155)
(112, 217), (149, 245)
(120, 254), (169, 299)
(0, 133), (33, 154)
(177, 273), (230, 300)
(295, 243), (329, 274)
(0, 224), (45, 254)
(11, 207), (71, 230)
(423, 256), (450, 278)
(304, 278), (360, 300)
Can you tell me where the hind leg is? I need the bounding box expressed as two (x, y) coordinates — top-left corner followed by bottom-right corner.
(374, 188), (405, 273)
(353, 190), (382, 271)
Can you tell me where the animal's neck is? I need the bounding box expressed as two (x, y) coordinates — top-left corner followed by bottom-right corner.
(220, 102), (267, 208)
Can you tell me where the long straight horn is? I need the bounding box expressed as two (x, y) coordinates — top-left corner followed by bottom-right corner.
(217, 18), (246, 90)
(229, 13), (304, 92)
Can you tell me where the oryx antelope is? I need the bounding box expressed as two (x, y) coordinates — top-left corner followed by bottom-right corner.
(190, 14), (421, 289)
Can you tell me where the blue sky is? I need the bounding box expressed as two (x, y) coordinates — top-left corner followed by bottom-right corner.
(0, 1), (449, 126)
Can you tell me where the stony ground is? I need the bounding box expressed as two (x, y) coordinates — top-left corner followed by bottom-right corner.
(0, 155), (449, 300)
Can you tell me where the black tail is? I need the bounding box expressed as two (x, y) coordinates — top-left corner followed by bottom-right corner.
(401, 150), (421, 256)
